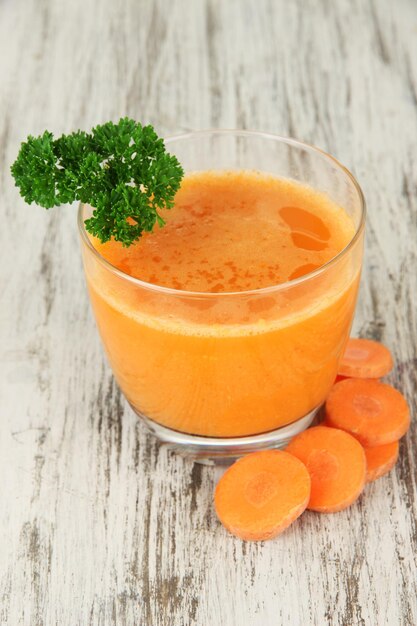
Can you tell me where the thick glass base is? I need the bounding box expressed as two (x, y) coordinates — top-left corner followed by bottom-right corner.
(133, 406), (319, 465)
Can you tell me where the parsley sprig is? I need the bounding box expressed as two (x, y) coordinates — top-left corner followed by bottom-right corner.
(11, 118), (184, 246)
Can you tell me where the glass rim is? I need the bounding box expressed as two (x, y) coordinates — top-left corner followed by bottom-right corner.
(77, 129), (366, 298)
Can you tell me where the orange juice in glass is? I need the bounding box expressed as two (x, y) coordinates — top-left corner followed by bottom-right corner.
(79, 131), (365, 460)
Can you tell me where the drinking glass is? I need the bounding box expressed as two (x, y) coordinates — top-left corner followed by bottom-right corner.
(79, 131), (365, 462)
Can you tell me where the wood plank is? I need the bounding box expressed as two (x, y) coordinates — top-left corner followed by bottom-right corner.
(0, 0), (416, 624)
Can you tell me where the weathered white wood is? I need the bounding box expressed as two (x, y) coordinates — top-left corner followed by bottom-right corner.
(1, 0), (416, 624)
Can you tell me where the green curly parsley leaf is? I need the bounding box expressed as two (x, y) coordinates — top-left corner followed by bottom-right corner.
(11, 118), (184, 246)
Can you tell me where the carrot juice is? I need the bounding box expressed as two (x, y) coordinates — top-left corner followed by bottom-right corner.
(81, 170), (362, 437)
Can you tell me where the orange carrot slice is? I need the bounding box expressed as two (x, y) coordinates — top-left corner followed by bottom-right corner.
(338, 338), (393, 378)
(214, 450), (311, 541)
(320, 419), (400, 481)
(286, 426), (366, 512)
(325, 378), (410, 446)
(363, 440), (399, 482)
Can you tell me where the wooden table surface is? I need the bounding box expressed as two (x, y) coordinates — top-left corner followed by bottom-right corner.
(1, 0), (416, 624)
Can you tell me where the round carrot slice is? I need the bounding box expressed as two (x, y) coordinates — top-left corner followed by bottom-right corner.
(363, 440), (399, 482)
(325, 378), (410, 446)
(286, 426), (366, 513)
(338, 338), (393, 378)
(214, 450), (311, 541)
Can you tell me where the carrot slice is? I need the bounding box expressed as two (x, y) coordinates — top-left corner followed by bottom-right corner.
(319, 420), (400, 482)
(363, 440), (399, 482)
(286, 426), (366, 513)
(325, 378), (410, 446)
(338, 338), (393, 378)
(214, 450), (310, 541)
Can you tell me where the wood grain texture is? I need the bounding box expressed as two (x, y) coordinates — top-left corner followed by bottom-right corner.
(1, 0), (416, 624)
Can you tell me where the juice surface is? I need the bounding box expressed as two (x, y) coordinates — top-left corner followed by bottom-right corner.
(85, 171), (362, 437)
(94, 170), (355, 291)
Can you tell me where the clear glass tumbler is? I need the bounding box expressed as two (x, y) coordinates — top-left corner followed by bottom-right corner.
(79, 131), (365, 462)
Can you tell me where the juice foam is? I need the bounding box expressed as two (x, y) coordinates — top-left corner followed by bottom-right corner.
(93, 170), (355, 293)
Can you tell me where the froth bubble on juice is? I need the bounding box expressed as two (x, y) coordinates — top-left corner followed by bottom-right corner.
(83, 171), (361, 437)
